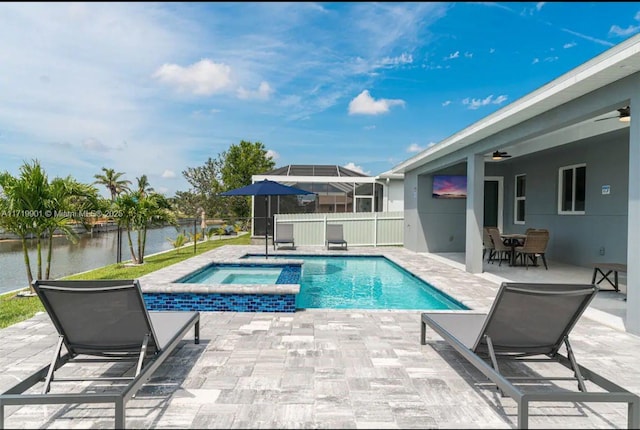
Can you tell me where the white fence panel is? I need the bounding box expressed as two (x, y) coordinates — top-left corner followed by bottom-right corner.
(275, 211), (403, 247)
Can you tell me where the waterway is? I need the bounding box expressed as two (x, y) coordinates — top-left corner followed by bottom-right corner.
(0, 223), (196, 295)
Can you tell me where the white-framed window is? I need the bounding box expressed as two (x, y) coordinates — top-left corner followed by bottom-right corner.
(558, 163), (586, 215)
(514, 174), (526, 224)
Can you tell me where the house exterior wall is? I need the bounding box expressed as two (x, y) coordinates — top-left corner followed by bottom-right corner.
(499, 130), (629, 266)
(384, 179), (404, 212)
(404, 129), (629, 266)
(404, 163), (504, 253)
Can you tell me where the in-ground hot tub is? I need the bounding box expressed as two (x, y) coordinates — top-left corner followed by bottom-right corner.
(141, 260), (302, 313)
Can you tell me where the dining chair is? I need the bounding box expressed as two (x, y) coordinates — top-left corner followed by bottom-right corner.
(483, 227), (496, 262)
(488, 227), (511, 266)
(514, 230), (550, 269)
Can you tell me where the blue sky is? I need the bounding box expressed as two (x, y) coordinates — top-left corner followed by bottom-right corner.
(1, 2), (639, 198)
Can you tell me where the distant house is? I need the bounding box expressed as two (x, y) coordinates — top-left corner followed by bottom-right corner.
(251, 164), (404, 236)
(389, 33), (640, 335)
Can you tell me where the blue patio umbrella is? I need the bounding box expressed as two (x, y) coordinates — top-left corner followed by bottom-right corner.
(220, 179), (314, 258)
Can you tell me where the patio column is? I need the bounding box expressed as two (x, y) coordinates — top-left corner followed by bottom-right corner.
(465, 154), (485, 273)
(627, 95), (640, 335)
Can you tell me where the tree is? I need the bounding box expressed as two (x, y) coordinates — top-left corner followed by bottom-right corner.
(221, 140), (275, 189)
(177, 156), (226, 218)
(115, 190), (176, 264)
(0, 160), (97, 292)
(0, 169), (38, 292)
(44, 177), (100, 279)
(93, 167), (131, 201)
(136, 174), (154, 197)
(220, 140), (276, 218)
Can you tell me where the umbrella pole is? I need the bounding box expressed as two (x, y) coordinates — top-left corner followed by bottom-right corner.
(264, 196), (268, 259)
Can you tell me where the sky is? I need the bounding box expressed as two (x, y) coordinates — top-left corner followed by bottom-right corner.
(1, 2), (639, 198)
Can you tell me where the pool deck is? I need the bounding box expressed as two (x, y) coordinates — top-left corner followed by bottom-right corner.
(1, 244), (639, 428)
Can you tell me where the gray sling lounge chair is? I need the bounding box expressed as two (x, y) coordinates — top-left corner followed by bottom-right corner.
(274, 223), (295, 250)
(420, 282), (639, 429)
(326, 224), (348, 250)
(0, 279), (200, 429)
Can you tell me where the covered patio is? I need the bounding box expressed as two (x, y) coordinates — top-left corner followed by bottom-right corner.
(428, 252), (628, 332)
(394, 33), (640, 335)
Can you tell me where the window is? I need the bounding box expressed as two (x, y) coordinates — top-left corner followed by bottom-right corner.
(514, 174), (526, 224)
(558, 164), (586, 214)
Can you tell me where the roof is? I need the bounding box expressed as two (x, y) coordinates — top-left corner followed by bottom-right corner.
(263, 164), (369, 177)
(391, 33), (640, 174)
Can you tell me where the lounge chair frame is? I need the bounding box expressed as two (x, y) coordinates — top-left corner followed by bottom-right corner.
(326, 224), (348, 250)
(420, 283), (639, 429)
(0, 279), (200, 429)
(274, 223), (295, 250)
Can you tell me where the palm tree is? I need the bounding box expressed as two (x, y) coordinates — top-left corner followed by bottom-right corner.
(44, 177), (99, 279)
(136, 174), (154, 198)
(93, 167), (131, 201)
(115, 191), (176, 264)
(0, 160), (51, 292)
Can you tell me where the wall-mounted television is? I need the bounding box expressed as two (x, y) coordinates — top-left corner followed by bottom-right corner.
(432, 175), (467, 199)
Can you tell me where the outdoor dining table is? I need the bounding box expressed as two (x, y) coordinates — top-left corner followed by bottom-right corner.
(500, 233), (527, 266)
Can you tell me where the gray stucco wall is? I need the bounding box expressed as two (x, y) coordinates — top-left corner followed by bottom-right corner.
(405, 129), (629, 266)
(500, 130), (629, 266)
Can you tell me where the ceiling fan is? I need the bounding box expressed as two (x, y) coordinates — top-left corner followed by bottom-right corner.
(595, 106), (630, 122)
(490, 150), (512, 160)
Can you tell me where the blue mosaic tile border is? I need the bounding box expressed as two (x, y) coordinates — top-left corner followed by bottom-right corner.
(276, 265), (300, 284)
(143, 292), (296, 312)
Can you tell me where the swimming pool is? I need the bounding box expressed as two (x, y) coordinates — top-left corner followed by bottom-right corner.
(242, 254), (468, 310)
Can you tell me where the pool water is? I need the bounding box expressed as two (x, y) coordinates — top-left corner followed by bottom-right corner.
(243, 255), (468, 310)
(177, 265), (283, 284)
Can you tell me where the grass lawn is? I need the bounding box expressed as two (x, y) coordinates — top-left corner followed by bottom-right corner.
(0, 234), (250, 329)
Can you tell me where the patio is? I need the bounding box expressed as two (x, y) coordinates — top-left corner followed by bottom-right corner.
(0, 245), (638, 428)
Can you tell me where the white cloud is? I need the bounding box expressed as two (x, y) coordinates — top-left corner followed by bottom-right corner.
(407, 143), (423, 153)
(563, 42), (577, 49)
(609, 24), (640, 37)
(464, 51), (473, 58)
(237, 81), (274, 100)
(445, 51), (460, 60)
(489, 48), (496, 54)
(81, 138), (111, 153)
(153, 59), (233, 96)
(348, 90), (405, 115)
(343, 162), (368, 175)
(544, 56), (559, 62)
(442, 100), (451, 107)
(407, 142), (436, 153)
(536, 2), (545, 11)
(266, 149), (280, 161)
(379, 52), (413, 67)
(364, 125), (376, 130)
(161, 169), (176, 179)
(462, 94), (508, 110)
(532, 58), (540, 64)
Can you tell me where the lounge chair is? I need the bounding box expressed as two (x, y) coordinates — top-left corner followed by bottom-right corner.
(274, 223), (295, 250)
(420, 282), (639, 429)
(0, 279), (200, 429)
(326, 224), (348, 250)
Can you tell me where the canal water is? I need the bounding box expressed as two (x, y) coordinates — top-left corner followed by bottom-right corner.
(0, 223), (196, 294)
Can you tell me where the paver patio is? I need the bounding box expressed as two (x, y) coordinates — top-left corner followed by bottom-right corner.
(1, 245), (638, 429)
